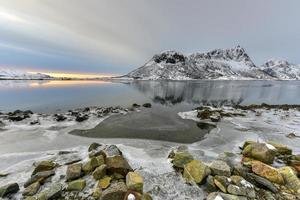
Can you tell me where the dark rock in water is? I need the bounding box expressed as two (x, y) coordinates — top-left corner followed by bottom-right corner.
(196, 122), (216, 130)
(84, 107), (90, 112)
(88, 142), (103, 152)
(53, 114), (67, 122)
(30, 120), (40, 125)
(32, 160), (57, 175)
(101, 182), (127, 200)
(24, 170), (55, 187)
(38, 183), (62, 199)
(23, 181), (40, 196)
(106, 155), (133, 176)
(0, 183), (19, 198)
(75, 114), (89, 122)
(142, 103), (152, 108)
(7, 110), (33, 121)
(132, 103), (141, 108)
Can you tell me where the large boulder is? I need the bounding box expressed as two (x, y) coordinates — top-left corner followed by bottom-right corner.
(210, 160), (231, 177)
(67, 179), (86, 191)
(66, 163), (82, 181)
(183, 160), (210, 184)
(126, 172), (144, 193)
(93, 164), (107, 180)
(242, 143), (276, 164)
(172, 152), (194, 168)
(0, 183), (19, 198)
(278, 166), (300, 194)
(106, 156), (132, 176)
(251, 160), (284, 185)
(101, 182), (128, 200)
(32, 160), (56, 175)
(23, 181), (40, 196)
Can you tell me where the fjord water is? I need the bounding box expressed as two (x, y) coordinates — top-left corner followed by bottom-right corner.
(0, 80), (300, 113)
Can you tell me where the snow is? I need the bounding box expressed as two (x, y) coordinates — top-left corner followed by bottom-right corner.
(0, 69), (52, 80)
(214, 195), (224, 200)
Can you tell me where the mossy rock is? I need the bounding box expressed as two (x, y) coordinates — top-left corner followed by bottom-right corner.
(93, 164), (107, 180)
(32, 160), (56, 175)
(172, 152), (194, 168)
(251, 160), (284, 185)
(267, 142), (292, 155)
(66, 163), (82, 181)
(0, 183), (19, 198)
(183, 160), (210, 184)
(213, 176), (231, 193)
(99, 176), (112, 189)
(67, 179), (86, 191)
(126, 172), (144, 193)
(106, 156), (132, 176)
(101, 182), (127, 200)
(242, 143), (276, 164)
(23, 181), (40, 196)
(278, 166), (300, 193)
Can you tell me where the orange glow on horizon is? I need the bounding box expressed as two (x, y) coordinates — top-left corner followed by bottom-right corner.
(29, 71), (118, 79)
(29, 80), (111, 88)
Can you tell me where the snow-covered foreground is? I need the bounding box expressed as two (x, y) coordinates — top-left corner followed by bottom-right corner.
(0, 107), (300, 199)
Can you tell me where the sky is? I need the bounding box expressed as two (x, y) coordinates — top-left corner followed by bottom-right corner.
(0, 0), (299, 76)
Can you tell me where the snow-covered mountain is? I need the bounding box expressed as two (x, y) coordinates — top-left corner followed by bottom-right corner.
(123, 46), (299, 80)
(0, 69), (53, 80)
(261, 59), (300, 80)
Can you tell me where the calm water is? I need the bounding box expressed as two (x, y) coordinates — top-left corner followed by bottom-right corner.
(1, 80), (300, 113)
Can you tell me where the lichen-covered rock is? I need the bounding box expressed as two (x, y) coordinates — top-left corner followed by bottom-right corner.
(101, 182), (127, 200)
(32, 160), (56, 175)
(210, 160), (231, 177)
(37, 183), (62, 200)
(106, 155), (132, 176)
(24, 170), (55, 188)
(242, 143), (276, 164)
(183, 160), (210, 184)
(92, 187), (102, 199)
(67, 179), (86, 191)
(172, 152), (194, 168)
(23, 181), (40, 196)
(0, 183), (19, 198)
(251, 160), (284, 185)
(99, 176), (112, 189)
(93, 164), (107, 180)
(126, 172), (144, 193)
(278, 166), (300, 193)
(267, 142), (292, 155)
(214, 176), (231, 193)
(66, 163), (82, 181)
(82, 155), (104, 173)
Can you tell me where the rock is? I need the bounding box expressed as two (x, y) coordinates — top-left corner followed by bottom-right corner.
(126, 172), (144, 193)
(289, 160), (300, 174)
(242, 142), (276, 164)
(99, 176), (112, 189)
(25, 197), (37, 200)
(172, 152), (194, 168)
(142, 103), (152, 108)
(0, 172), (9, 177)
(37, 183), (62, 200)
(267, 142), (292, 155)
(32, 160), (56, 175)
(106, 155), (133, 176)
(30, 120), (40, 125)
(286, 133), (299, 139)
(23, 181), (40, 196)
(206, 192), (247, 200)
(105, 144), (122, 157)
(53, 114), (66, 122)
(75, 114), (89, 122)
(197, 109), (212, 119)
(210, 160), (231, 177)
(242, 140), (256, 149)
(214, 175), (231, 193)
(247, 173), (279, 193)
(142, 193), (153, 200)
(92, 187), (103, 198)
(93, 164), (107, 180)
(251, 160), (284, 185)
(67, 179), (86, 191)
(278, 166), (300, 193)
(132, 103), (141, 108)
(183, 160), (210, 184)
(210, 112), (221, 122)
(0, 183), (19, 198)
(205, 175), (218, 192)
(66, 163), (82, 181)
(88, 142), (102, 152)
(125, 191), (142, 200)
(101, 182), (127, 200)
(82, 156), (104, 173)
(24, 170), (55, 187)
(227, 184), (255, 198)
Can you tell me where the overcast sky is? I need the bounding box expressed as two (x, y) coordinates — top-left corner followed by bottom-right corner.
(0, 0), (299, 74)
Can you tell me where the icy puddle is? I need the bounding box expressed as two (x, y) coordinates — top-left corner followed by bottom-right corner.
(70, 106), (215, 143)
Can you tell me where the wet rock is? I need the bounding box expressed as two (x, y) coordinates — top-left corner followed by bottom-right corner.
(214, 175), (231, 193)
(210, 160), (231, 177)
(267, 142), (292, 155)
(132, 103), (141, 108)
(251, 160), (284, 184)
(105, 144), (122, 157)
(286, 133), (299, 139)
(142, 103), (152, 108)
(247, 173), (279, 193)
(37, 183), (62, 199)
(93, 164), (107, 180)
(75, 114), (89, 122)
(183, 160), (210, 184)
(0, 183), (19, 198)
(88, 142), (102, 152)
(53, 114), (67, 122)
(30, 120), (40, 125)
(210, 112), (221, 122)
(23, 181), (40, 196)
(242, 142), (276, 164)
(32, 160), (56, 175)
(67, 179), (86, 191)
(172, 152), (194, 168)
(126, 172), (144, 193)
(24, 170), (55, 187)
(106, 155), (133, 176)
(278, 166), (300, 193)
(82, 155), (104, 173)
(205, 175), (218, 192)
(66, 163), (82, 181)
(99, 176), (112, 189)
(101, 182), (127, 200)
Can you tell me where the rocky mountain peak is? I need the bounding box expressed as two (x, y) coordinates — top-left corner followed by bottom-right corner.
(152, 51), (186, 64)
